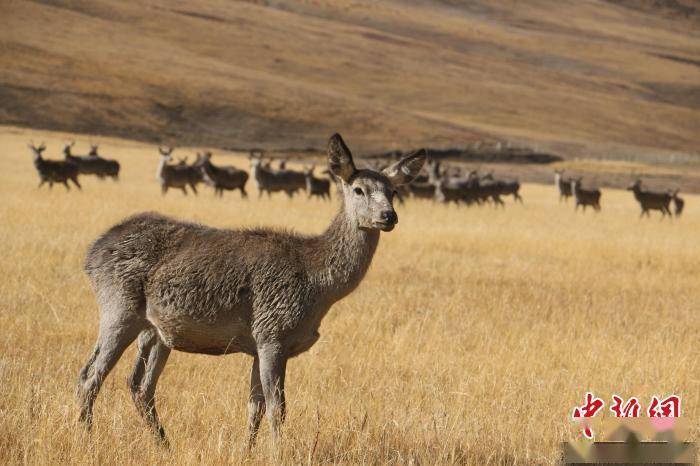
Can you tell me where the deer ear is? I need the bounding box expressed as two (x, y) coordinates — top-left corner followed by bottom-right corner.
(382, 149), (427, 186)
(327, 133), (356, 182)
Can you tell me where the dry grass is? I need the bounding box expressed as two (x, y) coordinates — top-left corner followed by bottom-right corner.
(1, 126), (698, 465)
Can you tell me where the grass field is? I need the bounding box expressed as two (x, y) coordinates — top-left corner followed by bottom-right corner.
(0, 127), (698, 464)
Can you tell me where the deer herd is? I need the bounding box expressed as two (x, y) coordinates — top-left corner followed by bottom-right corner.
(554, 169), (684, 218)
(29, 141), (686, 218)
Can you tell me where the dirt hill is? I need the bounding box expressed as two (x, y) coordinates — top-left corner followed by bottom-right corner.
(2, 0), (699, 161)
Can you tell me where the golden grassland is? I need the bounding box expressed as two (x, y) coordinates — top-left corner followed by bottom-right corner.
(0, 127), (698, 465)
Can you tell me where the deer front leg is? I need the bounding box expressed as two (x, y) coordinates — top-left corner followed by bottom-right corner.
(247, 356), (265, 449)
(257, 344), (287, 443)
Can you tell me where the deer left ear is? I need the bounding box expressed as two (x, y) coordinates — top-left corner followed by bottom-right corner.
(382, 149), (427, 186)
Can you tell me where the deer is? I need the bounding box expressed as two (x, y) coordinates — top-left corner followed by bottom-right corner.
(571, 178), (601, 212)
(554, 169), (572, 202)
(671, 190), (684, 217)
(470, 173), (505, 207)
(76, 134), (426, 448)
(197, 152), (249, 198)
(64, 142), (120, 181)
(156, 147), (201, 195)
(30, 142), (81, 190)
(86, 144), (120, 180)
(249, 154), (304, 198)
(406, 159), (438, 200)
(303, 165), (331, 200)
(627, 179), (672, 218)
(481, 172), (522, 204)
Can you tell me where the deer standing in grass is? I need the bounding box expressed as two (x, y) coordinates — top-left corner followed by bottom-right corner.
(571, 178), (601, 212)
(250, 155), (305, 198)
(554, 169), (572, 202)
(627, 179), (673, 218)
(303, 165), (331, 200)
(671, 190), (684, 217)
(86, 144), (120, 180)
(156, 147), (201, 195)
(30, 142), (81, 190)
(76, 134), (425, 448)
(197, 151), (249, 198)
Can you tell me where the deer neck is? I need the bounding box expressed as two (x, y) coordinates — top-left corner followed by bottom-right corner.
(157, 157), (168, 180)
(308, 200), (381, 302)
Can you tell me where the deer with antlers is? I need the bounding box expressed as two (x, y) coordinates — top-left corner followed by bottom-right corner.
(30, 142), (81, 190)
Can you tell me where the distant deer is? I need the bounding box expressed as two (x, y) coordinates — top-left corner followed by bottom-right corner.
(76, 134), (426, 447)
(249, 154), (304, 198)
(482, 172), (522, 204)
(64, 142), (120, 180)
(627, 179), (672, 218)
(197, 152), (249, 198)
(87, 144), (120, 180)
(671, 190), (684, 217)
(30, 142), (81, 190)
(554, 169), (572, 202)
(571, 178), (601, 212)
(303, 165), (331, 200)
(156, 147), (201, 195)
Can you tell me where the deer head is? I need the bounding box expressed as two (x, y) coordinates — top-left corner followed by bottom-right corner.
(63, 141), (75, 157)
(29, 142), (47, 159)
(327, 133), (425, 232)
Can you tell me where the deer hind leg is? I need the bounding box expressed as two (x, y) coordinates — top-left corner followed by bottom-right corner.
(71, 176), (82, 190)
(240, 186), (248, 198)
(189, 183), (198, 195)
(77, 311), (143, 429)
(38, 179), (45, 189)
(127, 328), (171, 443)
(257, 344), (287, 443)
(180, 186), (188, 196)
(63, 180), (71, 191)
(247, 356), (265, 449)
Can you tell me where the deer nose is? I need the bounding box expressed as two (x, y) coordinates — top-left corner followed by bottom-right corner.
(380, 210), (398, 224)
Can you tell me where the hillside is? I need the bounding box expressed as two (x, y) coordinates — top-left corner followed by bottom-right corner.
(1, 0), (699, 161)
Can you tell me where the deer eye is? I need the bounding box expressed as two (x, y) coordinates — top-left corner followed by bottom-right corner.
(353, 187), (364, 196)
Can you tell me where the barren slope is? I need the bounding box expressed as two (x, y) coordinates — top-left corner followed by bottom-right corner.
(1, 0), (699, 160)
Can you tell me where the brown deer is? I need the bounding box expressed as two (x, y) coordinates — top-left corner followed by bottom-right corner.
(249, 154), (304, 198)
(76, 134), (425, 448)
(156, 147), (201, 195)
(30, 142), (81, 190)
(554, 169), (572, 202)
(303, 165), (331, 200)
(197, 152), (249, 198)
(63, 142), (113, 180)
(671, 190), (684, 217)
(571, 178), (601, 212)
(627, 179), (672, 218)
(86, 144), (120, 180)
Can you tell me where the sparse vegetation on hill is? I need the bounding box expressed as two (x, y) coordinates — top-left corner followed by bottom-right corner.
(1, 0), (699, 163)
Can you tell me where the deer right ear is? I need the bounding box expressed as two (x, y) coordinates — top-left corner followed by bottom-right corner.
(327, 133), (356, 182)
